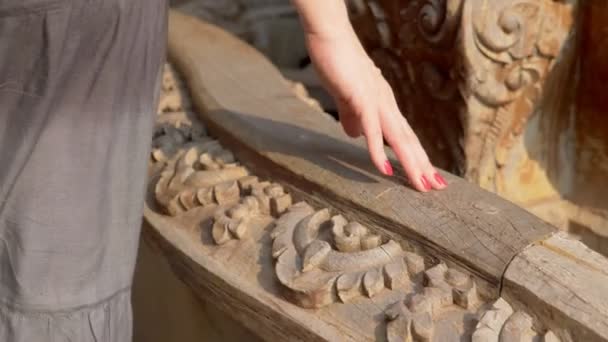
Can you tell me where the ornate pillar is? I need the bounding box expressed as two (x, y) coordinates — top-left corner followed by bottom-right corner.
(349, 0), (580, 228)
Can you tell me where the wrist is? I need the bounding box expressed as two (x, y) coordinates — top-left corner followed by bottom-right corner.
(304, 21), (361, 50)
(291, 0), (353, 40)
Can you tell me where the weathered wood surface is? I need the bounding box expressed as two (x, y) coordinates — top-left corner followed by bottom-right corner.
(140, 10), (608, 342)
(167, 9), (555, 289)
(147, 90), (492, 340)
(149, 66), (405, 342)
(144, 127), (558, 341)
(144, 201), (391, 342)
(146, 61), (608, 341)
(503, 233), (608, 341)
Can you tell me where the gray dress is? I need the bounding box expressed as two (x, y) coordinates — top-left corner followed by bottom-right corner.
(0, 0), (167, 340)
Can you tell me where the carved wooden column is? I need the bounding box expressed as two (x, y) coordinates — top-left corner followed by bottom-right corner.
(349, 0), (581, 229)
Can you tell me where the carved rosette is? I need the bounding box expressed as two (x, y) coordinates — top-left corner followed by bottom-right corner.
(271, 202), (413, 308)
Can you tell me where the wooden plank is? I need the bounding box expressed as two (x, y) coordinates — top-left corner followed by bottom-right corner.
(502, 233), (608, 341)
(167, 10), (556, 287)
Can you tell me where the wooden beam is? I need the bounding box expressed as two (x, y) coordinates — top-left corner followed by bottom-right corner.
(503, 233), (608, 341)
(167, 10), (555, 288)
(147, 11), (608, 341)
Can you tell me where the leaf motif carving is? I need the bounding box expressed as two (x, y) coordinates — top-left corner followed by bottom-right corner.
(271, 203), (409, 308)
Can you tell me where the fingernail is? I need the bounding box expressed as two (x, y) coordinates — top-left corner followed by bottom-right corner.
(383, 160), (393, 176)
(434, 173), (447, 186)
(421, 176), (431, 191)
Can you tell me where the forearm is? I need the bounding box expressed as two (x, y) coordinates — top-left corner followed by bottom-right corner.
(290, 0), (352, 38)
(293, 1), (444, 191)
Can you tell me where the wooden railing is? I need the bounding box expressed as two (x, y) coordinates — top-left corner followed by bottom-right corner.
(142, 10), (608, 342)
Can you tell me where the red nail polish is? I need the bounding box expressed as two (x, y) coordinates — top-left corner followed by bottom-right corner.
(421, 176), (431, 191)
(434, 173), (447, 186)
(384, 160), (393, 176)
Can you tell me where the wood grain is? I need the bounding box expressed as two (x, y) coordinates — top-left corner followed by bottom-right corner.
(502, 233), (608, 341)
(167, 10), (555, 289)
(147, 12), (608, 341)
(143, 194), (405, 342)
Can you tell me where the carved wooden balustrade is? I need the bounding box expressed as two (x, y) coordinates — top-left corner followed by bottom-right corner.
(141, 9), (608, 342)
(347, 0), (608, 253)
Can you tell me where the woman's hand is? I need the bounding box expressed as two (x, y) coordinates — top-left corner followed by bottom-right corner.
(292, 0), (447, 192)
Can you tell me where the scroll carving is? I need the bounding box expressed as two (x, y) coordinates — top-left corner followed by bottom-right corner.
(154, 142), (249, 216)
(212, 177), (292, 245)
(153, 65), (294, 246)
(385, 263), (482, 341)
(271, 202), (412, 308)
(462, 0), (575, 194)
(383, 263), (564, 341)
(472, 298), (563, 342)
(154, 129), (293, 244)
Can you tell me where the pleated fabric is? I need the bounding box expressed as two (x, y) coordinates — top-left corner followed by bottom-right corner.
(0, 0), (167, 340)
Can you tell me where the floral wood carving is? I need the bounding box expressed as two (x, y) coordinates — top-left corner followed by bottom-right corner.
(385, 263), (482, 341)
(155, 141), (293, 244)
(385, 264), (565, 342)
(472, 298), (563, 342)
(155, 142), (249, 216)
(271, 202), (413, 308)
(212, 177), (292, 244)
